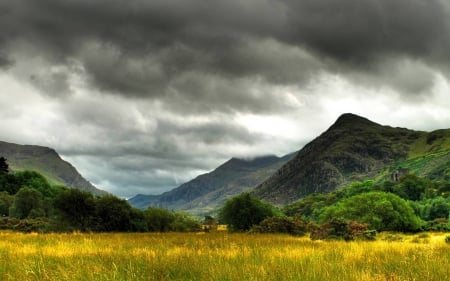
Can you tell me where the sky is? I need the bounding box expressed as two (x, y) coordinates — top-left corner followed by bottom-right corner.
(1, 0), (450, 198)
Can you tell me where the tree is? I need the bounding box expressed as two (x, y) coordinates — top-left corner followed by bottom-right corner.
(53, 189), (96, 231)
(320, 191), (422, 232)
(0, 157), (9, 174)
(219, 193), (281, 231)
(9, 187), (45, 219)
(143, 207), (176, 232)
(93, 195), (132, 232)
(13, 171), (58, 198)
(393, 175), (429, 201)
(0, 191), (13, 216)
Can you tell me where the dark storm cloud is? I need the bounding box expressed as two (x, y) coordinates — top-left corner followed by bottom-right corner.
(282, 0), (450, 63)
(2, 0), (449, 101)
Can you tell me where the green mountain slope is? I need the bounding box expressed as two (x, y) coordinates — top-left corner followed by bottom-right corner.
(253, 113), (450, 205)
(128, 153), (296, 215)
(0, 141), (106, 195)
(386, 130), (450, 181)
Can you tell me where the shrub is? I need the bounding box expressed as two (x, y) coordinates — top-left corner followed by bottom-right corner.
(423, 218), (450, 232)
(320, 191), (423, 232)
(219, 193), (281, 232)
(252, 216), (307, 236)
(310, 218), (374, 241)
(0, 217), (50, 233)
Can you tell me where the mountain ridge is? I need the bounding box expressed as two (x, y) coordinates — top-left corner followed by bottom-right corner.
(253, 113), (449, 205)
(0, 140), (106, 195)
(128, 153), (296, 214)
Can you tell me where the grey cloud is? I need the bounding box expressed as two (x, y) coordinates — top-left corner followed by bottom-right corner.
(55, 93), (261, 158)
(29, 70), (72, 96)
(0, 53), (13, 68)
(282, 0), (450, 63)
(344, 56), (439, 97)
(1, 0), (450, 102)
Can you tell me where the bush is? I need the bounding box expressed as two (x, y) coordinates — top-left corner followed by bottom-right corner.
(252, 216), (307, 236)
(310, 218), (374, 241)
(320, 191), (423, 232)
(143, 207), (201, 232)
(219, 193), (281, 232)
(423, 218), (450, 232)
(0, 217), (50, 233)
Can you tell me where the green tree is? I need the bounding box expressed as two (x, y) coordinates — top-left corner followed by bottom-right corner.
(341, 180), (375, 198)
(0, 173), (21, 194)
(0, 157), (9, 174)
(219, 193), (281, 231)
(143, 207), (176, 232)
(9, 187), (45, 219)
(53, 189), (96, 231)
(414, 197), (450, 221)
(94, 195), (132, 232)
(171, 212), (201, 232)
(0, 191), (13, 216)
(320, 191), (422, 232)
(13, 171), (63, 198)
(393, 175), (429, 201)
(428, 197), (450, 220)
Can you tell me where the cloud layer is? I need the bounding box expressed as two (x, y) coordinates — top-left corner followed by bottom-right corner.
(1, 0), (450, 197)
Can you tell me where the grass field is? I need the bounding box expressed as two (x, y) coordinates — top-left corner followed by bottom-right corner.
(0, 231), (449, 281)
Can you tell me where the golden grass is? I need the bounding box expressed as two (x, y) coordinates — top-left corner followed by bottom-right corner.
(0, 231), (449, 280)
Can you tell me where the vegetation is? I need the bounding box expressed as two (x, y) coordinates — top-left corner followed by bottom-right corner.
(251, 216), (308, 236)
(218, 192), (281, 231)
(0, 156), (9, 174)
(283, 174), (450, 233)
(319, 191), (422, 232)
(0, 231), (450, 280)
(0, 158), (201, 233)
(310, 217), (376, 241)
(2, 150), (450, 237)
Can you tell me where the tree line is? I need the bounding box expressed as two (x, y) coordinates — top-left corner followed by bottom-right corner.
(219, 174), (450, 240)
(0, 157), (201, 233)
(2, 155), (450, 237)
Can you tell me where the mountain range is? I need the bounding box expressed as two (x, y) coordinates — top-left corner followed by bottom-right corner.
(0, 141), (105, 195)
(2, 113), (448, 214)
(129, 113), (450, 214)
(128, 153), (295, 215)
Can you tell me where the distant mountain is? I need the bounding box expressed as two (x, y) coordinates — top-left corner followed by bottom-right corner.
(0, 141), (106, 195)
(128, 153), (296, 215)
(253, 113), (450, 205)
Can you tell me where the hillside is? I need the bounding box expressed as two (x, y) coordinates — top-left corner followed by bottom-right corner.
(0, 141), (106, 195)
(253, 113), (450, 205)
(128, 153), (296, 215)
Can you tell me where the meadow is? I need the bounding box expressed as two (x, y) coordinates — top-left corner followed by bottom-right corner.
(0, 231), (449, 281)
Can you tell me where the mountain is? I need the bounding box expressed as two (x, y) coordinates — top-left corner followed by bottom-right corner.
(253, 113), (450, 205)
(0, 141), (106, 195)
(128, 153), (296, 215)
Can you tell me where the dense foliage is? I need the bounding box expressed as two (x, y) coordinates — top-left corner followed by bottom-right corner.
(251, 216), (308, 236)
(0, 157), (8, 174)
(219, 192), (281, 231)
(284, 174), (450, 233)
(0, 159), (201, 233)
(319, 192), (422, 232)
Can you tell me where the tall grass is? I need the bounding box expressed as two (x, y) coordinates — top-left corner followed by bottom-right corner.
(0, 231), (449, 280)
